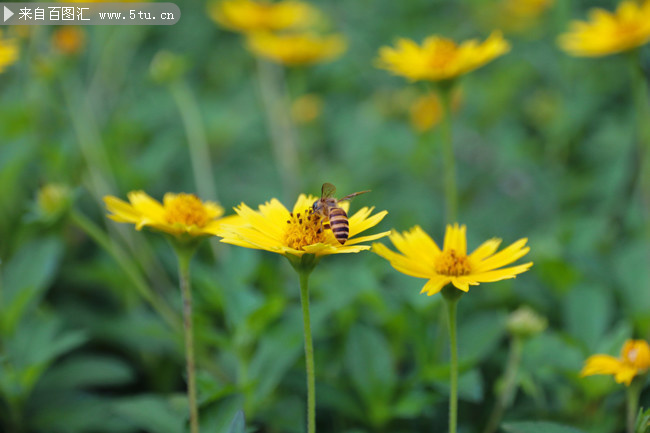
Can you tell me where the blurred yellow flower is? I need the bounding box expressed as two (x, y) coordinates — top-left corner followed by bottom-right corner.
(377, 31), (510, 82)
(409, 88), (463, 133)
(502, 0), (553, 19)
(35, 183), (73, 221)
(210, 0), (317, 33)
(219, 194), (388, 258)
(558, 0), (650, 57)
(410, 93), (443, 133)
(373, 224), (532, 295)
(0, 31), (18, 73)
(52, 27), (85, 56)
(247, 32), (346, 66)
(292, 93), (323, 124)
(104, 191), (228, 238)
(581, 339), (650, 386)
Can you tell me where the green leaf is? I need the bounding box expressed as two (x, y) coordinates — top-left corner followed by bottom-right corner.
(563, 284), (612, 352)
(457, 310), (507, 364)
(1, 237), (63, 335)
(344, 324), (396, 407)
(226, 410), (246, 433)
(37, 355), (134, 390)
(111, 395), (185, 433)
(502, 421), (587, 433)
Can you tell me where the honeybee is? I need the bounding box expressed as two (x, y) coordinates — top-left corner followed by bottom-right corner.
(312, 182), (370, 244)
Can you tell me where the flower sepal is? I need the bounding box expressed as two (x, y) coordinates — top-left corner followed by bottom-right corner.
(441, 284), (465, 303)
(168, 234), (202, 263)
(286, 252), (320, 275)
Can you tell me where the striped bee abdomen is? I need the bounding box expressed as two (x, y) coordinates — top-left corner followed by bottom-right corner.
(328, 207), (349, 244)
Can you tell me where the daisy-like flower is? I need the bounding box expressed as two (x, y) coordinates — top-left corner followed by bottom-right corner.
(373, 224), (532, 295)
(219, 193), (388, 258)
(209, 0), (318, 33)
(219, 190), (387, 433)
(104, 190), (228, 239)
(0, 31), (18, 74)
(558, 0), (650, 57)
(246, 32), (346, 66)
(376, 31), (510, 82)
(581, 339), (650, 386)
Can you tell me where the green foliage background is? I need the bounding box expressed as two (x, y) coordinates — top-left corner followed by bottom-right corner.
(1, 0), (649, 432)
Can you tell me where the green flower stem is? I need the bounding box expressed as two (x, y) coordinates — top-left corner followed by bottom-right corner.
(256, 57), (300, 201)
(69, 210), (181, 332)
(439, 84), (458, 223)
(177, 248), (200, 433)
(168, 80), (219, 205)
(442, 286), (462, 433)
(631, 53), (650, 238)
(626, 377), (643, 433)
(299, 269), (316, 433)
(482, 336), (523, 433)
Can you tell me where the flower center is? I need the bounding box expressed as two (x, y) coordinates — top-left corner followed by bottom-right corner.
(435, 249), (471, 276)
(429, 39), (459, 70)
(284, 207), (326, 250)
(627, 348), (638, 363)
(164, 194), (210, 228)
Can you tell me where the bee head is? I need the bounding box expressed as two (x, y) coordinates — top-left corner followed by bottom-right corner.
(312, 200), (322, 213)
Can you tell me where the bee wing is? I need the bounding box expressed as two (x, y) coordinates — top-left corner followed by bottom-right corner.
(321, 182), (337, 198)
(339, 190), (371, 202)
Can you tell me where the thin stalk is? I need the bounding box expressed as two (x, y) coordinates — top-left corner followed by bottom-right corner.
(626, 378), (642, 433)
(631, 53), (650, 240)
(445, 296), (459, 433)
(256, 57), (300, 201)
(299, 270), (316, 433)
(169, 80), (219, 204)
(177, 250), (200, 433)
(439, 86), (458, 223)
(69, 210), (180, 332)
(482, 336), (523, 433)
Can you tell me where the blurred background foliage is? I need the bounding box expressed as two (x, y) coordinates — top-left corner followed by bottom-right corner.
(1, 0), (649, 432)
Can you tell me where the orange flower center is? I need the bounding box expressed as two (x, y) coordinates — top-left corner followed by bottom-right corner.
(284, 207), (326, 250)
(164, 194), (210, 228)
(435, 249), (471, 276)
(429, 39), (459, 70)
(616, 21), (644, 39)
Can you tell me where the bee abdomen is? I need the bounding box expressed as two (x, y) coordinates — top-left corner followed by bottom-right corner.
(329, 208), (349, 244)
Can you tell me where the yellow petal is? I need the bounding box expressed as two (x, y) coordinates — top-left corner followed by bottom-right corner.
(372, 243), (434, 279)
(469, 262), (533, 282)
(420, 276), (449, 296)
(469, 238), (502, 261)
(472, 238), (530, 273)
(581, 354), (623, 377)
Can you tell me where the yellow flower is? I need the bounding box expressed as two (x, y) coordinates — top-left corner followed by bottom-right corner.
(558, 0), (650, 57)
(376, 31), (510, 82)
(581, 340), (650, 386)
(373, 224), (532, 295)
(52, 27), (85, 56)
(218, 193), (389, 258)
(104, 191), (228, 238)
(209, 0), (317, 33)
(410, 93), (443, 133)
(502, 0), (553, 20)
(292, 93), (323, 124)
(0, 31), (18, 74)
(246, 32), (346, 66)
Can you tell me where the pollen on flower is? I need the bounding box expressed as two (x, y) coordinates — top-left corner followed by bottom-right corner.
(435, 249), (471, 276)
(284, 207), (326, 250)
(429, 39), (459, 69)
(164, 194), (210, 228)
